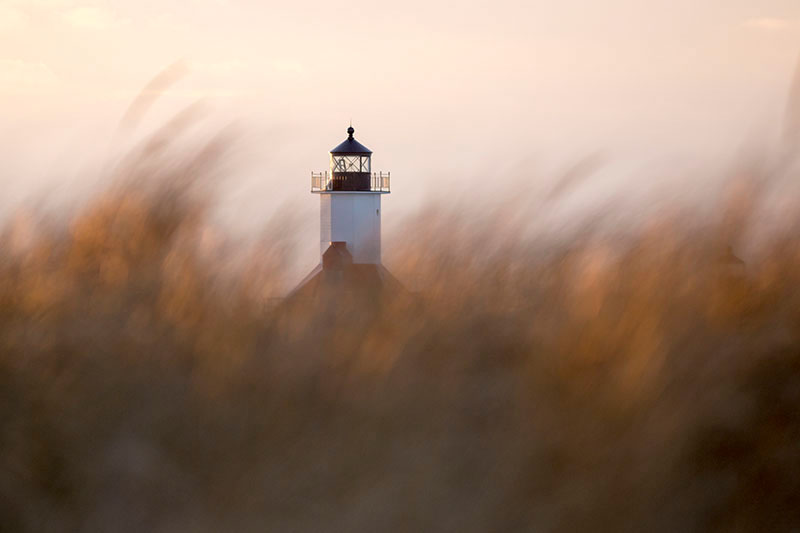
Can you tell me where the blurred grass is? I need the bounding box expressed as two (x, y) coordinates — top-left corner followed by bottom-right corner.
(1, 126), (800, 532)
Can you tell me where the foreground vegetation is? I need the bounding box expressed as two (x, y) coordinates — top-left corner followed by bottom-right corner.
(1, 128), (799, 531)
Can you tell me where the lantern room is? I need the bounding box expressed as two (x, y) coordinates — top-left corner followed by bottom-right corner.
(311, 126), (390, 192)
(330, 126), (373, 191)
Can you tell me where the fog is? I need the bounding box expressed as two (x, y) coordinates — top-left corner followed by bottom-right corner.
(2, 1), (799, 228)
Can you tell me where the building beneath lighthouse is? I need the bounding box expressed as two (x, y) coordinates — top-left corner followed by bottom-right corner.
(288, 126), (403, 300)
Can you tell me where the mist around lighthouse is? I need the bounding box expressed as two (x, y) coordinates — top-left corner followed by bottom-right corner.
(4, 1), (800, 531)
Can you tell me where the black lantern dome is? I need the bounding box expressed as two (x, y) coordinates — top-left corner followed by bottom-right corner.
(329, 126), (372, 190)
(330, 126), (372, 155)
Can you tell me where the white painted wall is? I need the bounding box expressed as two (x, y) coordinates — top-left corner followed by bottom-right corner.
(320, 192), (382, 264)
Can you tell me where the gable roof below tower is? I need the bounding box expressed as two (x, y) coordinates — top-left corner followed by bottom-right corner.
(285, 242), (405, 306)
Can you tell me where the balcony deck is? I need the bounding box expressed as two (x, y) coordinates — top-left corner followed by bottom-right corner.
(311, 171), (390, 193)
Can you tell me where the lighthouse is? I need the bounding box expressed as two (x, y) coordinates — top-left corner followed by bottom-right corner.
(289, 126), (402, 300)
(312, 126), (390, 263)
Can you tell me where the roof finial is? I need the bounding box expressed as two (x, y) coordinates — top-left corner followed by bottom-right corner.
(347, 123), (355, 139)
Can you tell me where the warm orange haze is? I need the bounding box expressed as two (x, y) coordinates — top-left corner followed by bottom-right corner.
(3, 1), (800, 531)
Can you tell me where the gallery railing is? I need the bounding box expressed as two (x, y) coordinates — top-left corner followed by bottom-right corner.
(311, 171), (390, 192)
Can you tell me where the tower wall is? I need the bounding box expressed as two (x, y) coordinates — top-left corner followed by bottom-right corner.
(320, 192), (381, 264)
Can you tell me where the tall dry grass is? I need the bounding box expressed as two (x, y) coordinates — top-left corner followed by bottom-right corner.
(2, 116), (800, 532)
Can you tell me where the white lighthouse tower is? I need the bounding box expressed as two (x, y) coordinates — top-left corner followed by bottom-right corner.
(289, 126), (401, 299)
(312, 126), (390, 263)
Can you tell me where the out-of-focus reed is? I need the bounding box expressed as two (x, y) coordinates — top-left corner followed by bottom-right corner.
(2, 117), (800, 532)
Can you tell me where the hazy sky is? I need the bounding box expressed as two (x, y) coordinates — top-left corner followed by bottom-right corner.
(2, 0), (800, 233)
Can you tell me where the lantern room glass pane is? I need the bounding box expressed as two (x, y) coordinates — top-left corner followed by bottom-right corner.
(331, 155), (370, 173)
